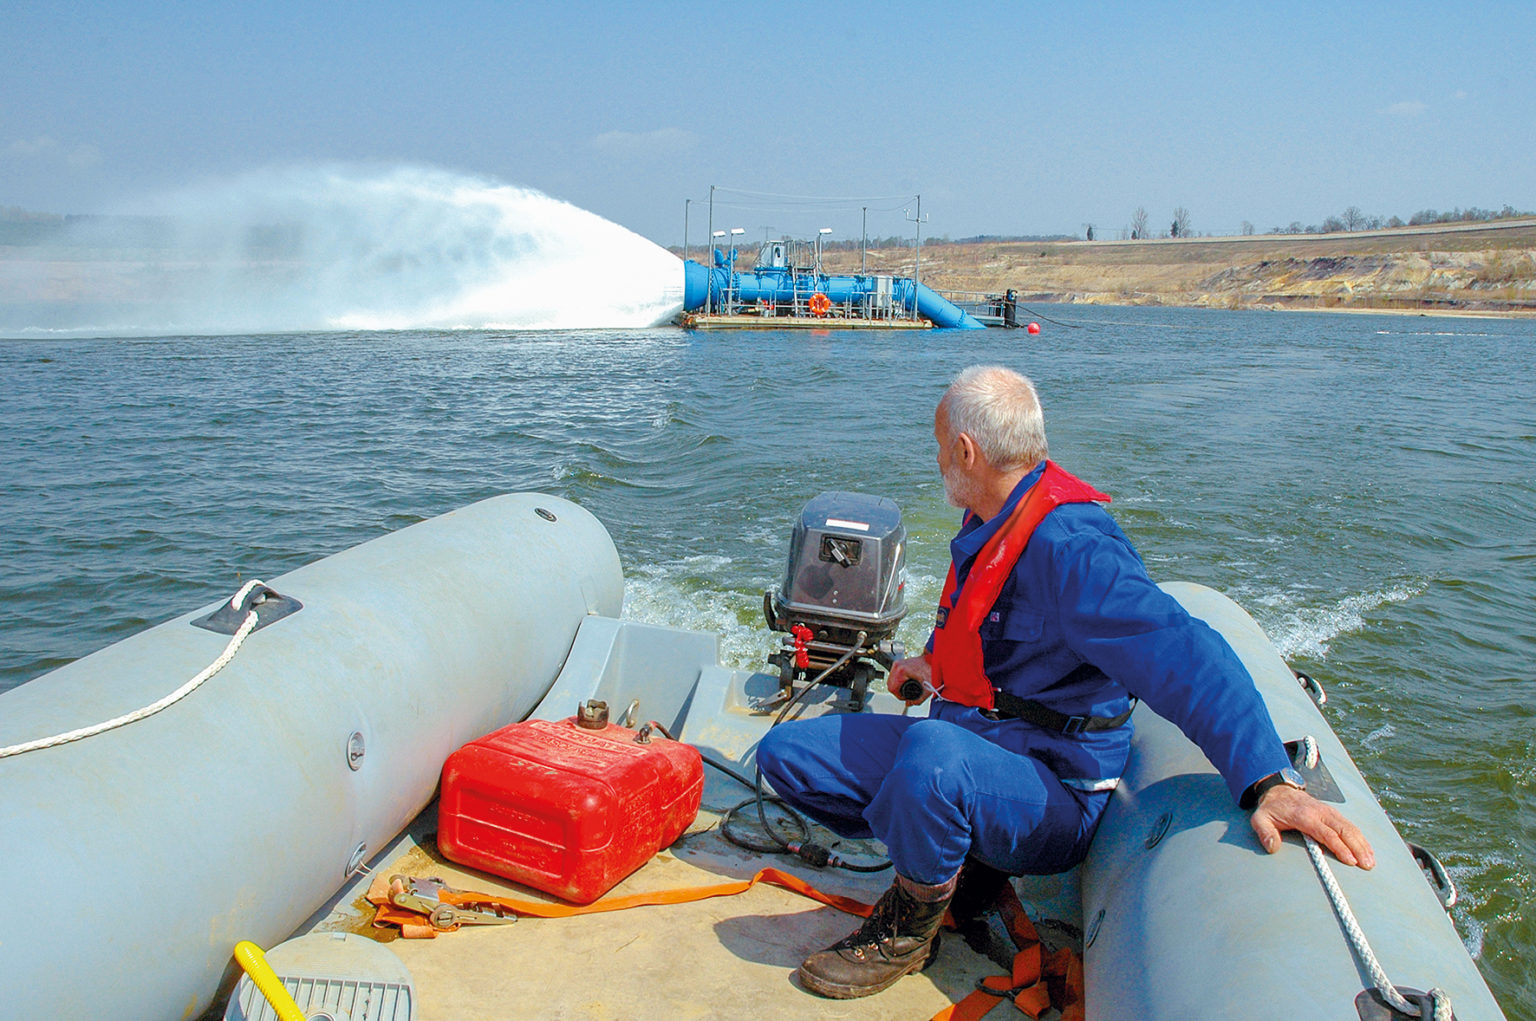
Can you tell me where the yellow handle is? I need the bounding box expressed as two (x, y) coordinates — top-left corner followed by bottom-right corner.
(232, 941), (308, 1021)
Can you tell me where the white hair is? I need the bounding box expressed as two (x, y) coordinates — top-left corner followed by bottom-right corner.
(940, 365), (1049, 471)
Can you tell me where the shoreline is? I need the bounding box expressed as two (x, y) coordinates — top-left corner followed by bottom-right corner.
(741, 220), (1536, 321)
(1014, 296), (1536, 321)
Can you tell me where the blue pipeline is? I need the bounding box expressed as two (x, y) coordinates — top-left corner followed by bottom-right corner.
(682, 257), (985, 329)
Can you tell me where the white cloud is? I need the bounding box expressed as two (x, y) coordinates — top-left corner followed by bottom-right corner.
(7, 135), (101, 170)
(8, 136), (62, 158)
(588, 127), (698, 158)
(66, 144), (102, 169)
(1381, 100), (1427, 117)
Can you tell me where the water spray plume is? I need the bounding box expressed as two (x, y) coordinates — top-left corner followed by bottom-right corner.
(3, 165), (684, 335)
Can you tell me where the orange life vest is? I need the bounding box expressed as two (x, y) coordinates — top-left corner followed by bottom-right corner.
(929, 462), (1110, 711)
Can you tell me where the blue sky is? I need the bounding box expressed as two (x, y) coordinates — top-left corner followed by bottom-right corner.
(3, 1), (1532, 245)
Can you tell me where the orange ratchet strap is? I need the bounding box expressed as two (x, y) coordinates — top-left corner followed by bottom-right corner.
(932, 881), (1084, 1021)
(368, 866), (873, 940)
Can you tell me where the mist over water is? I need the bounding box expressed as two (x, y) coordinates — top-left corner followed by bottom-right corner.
(2, 165), (684, 335)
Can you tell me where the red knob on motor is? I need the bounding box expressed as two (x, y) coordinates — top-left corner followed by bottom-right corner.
(790, 624), (814, 669)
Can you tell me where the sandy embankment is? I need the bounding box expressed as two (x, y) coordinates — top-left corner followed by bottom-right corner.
(811, 220), (1536, 317)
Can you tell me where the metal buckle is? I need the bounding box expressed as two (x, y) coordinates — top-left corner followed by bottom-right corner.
(389, 875), (517, 929)
(1061, 715), (1088, 734)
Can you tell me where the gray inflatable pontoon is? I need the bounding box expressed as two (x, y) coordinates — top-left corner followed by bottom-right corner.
(0, 494), (1507, 1019)
(0, 494), (621, 1020)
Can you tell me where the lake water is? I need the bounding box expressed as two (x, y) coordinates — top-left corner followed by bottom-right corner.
(1, 307), (1532, 1015)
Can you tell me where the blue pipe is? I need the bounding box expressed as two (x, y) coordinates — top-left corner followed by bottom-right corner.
(682, 259), (985, 329)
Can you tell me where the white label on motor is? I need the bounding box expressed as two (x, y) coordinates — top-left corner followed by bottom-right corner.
(825, 518), (870, 531)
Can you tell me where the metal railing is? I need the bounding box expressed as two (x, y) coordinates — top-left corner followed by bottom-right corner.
(937, 289), (1021, 327)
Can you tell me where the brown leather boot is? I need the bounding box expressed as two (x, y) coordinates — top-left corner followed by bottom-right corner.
(949, 858), (1019, 970)
(796, 879), (951, 999)
(950, 857), (1012, 924)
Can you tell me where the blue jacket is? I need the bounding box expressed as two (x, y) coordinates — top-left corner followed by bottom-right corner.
(927, 464), (1291, 803)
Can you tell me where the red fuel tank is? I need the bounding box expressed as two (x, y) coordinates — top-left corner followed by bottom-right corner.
(437, 712), (704, 904)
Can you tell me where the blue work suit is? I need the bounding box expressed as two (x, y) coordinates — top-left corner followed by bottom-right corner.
(756, 464), (1292, 884)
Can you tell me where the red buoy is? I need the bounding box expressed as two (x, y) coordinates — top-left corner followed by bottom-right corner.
(1027, 322), (1041, 334)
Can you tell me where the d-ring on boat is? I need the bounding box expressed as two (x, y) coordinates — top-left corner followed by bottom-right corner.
(0, 492), (1507, 1019)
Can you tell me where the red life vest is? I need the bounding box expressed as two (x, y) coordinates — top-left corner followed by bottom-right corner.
(929, 461), (1110, 711)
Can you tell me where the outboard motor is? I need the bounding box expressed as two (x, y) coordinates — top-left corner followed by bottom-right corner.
(764, 492), (908, 710)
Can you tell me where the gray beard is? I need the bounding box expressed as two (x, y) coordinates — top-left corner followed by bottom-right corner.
(942, 465), (977, 512)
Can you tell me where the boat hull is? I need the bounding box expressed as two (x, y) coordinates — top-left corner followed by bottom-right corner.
(1079, 582), (1505, 1019)
(0, 494), (623, 1021)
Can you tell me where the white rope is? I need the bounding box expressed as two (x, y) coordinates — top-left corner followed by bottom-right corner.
(1293, 736), (1454, 1020)
(0, 580), (268, 760)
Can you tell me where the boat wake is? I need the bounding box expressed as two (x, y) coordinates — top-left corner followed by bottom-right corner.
(622, 565), (947, 675)
(5, 165), (684, 335)
(1252, 581), (1427, 661)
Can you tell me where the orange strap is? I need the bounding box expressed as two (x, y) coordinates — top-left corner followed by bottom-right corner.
(930, 882), (1084, 1021)
(368, 867), (873, 939)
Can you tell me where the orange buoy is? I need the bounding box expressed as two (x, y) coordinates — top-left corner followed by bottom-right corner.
(808, 293), (831, 317)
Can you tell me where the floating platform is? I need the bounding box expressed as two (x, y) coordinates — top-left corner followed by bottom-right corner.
(680, 311), (931, 330)
(683, 238), (985, 329)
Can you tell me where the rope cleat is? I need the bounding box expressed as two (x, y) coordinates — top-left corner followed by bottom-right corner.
(388, 875), (518, 930)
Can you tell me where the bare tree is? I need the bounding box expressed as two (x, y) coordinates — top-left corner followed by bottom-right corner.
(1342, 206), (1365, 231)
(1171, 207), (1192, 238)
(1130, 207), (1149, 240)
(1241, 221), (1255, 236)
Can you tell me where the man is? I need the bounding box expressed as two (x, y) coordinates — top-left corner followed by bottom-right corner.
(756, 365), (1374, 1000)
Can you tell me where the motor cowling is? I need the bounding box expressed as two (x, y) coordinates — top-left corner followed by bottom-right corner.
(764, 492), (908, 708)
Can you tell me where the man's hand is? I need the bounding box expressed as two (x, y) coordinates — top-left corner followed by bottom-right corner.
(1250, 785), (1376, 869)
(888, 654), (934, 705)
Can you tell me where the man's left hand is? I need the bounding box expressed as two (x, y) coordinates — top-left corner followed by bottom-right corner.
(1250, 785), (1376, 869)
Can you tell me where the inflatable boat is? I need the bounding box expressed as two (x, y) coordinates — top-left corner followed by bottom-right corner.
(0, 493), (1508, 1019)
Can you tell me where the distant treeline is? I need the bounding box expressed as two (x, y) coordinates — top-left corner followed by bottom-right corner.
(1266, 204), (1534, 236)
(818, 233), (1076, 249)
(0, 209), (307, 256)
(0, 209), (180, 248)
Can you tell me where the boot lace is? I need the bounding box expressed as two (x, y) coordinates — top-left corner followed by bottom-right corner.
(829, 887), (902, 960)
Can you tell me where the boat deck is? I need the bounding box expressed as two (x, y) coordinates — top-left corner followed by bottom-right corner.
(239, 594), (1509, 1020)
(301, 683), (1081, 1020)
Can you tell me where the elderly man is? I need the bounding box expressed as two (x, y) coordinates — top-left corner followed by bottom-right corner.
(756, 364), (1374, 1000)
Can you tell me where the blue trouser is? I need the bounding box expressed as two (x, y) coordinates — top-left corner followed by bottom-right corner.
(756, 713), (1108, 885)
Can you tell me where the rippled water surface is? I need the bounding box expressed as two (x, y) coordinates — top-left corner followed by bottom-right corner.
(1, 308), (1532, 1014)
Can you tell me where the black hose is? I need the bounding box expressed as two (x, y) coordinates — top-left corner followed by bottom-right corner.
(699, 749), (757, 792)
(716, 764), (889, 873)
(640, 640), (892, 874)
(1015, 303), (1084, 329)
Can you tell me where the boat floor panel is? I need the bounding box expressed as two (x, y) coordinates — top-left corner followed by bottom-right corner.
(373, 839), (1013, 1018)
(353, 792), (1074, 1020)
(293, 678), (1083, 1020)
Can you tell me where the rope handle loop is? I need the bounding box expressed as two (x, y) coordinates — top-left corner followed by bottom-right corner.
(0, 581), (268, 760)
(1293, 734), (1453, 1020)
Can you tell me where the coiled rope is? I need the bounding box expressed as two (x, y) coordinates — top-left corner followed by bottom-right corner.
(0, 580), (267, 760)
(1293, 735), (1453, 1020)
